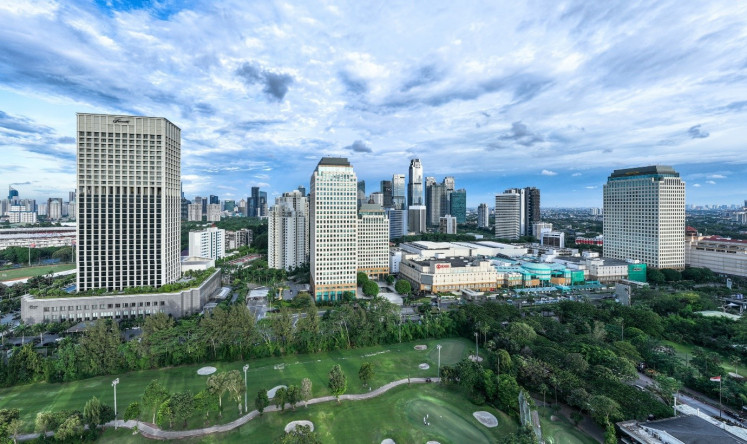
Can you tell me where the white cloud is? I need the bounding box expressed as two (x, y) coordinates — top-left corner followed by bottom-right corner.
(572, 172), (582, 177)
(693, 183), (702, 187)
(708, 174), (726, 179)
(541, 169), (558, 176)
(585, 186), (598, 189)
(706, 180), (716, 185)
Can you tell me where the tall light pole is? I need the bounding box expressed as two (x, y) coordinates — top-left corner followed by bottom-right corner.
(474, 332), (479, 362)
(243, 364), (249, 413)
(436, 344), (442, 381)
(112, 378), (119, 429)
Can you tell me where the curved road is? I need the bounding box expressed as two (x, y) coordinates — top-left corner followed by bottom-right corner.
(19, 377), (440, 441)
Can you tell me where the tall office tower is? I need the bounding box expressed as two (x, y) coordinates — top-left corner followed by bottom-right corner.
(524, 187), (541, 237)
(268, 190), (309, 271)
(380, 180), (393, 208)
(407, 205), (427, 233)
(439, 215), (457, 234)
(209, 195), (219, 205)
(392, 174), (406, 209)
(450, 189), (467, 223)
(67, 201), (76, 220)
(188, 203), (202, 221)
(357, 180), (366, 209)
(443, 176), (455, 192)
(477, 203), (489, 228)
(224, 200), (236, 212)
(181, 196), (190, 220)
(259, 191), (268, 217)
(48, 198), (63, 220)
(357, 204), (390, 280)
(188, 226), (225, 260)
(310, 158), (358, 301)
(69, 191), (76, 202)
(603, 165), (685, 269)
(426, 180), (445, 227)
(238, 198), (247, 215)
(206, 203), (221, 222)
(35, 202), (46, 216)
(194, 196), (203, 214)
(495, 192), (521, 240)
(503, 188), (526, 235)
(76, 113), (181, 291)
(369, 192), (384, 206)
(250, 187), (260, 217)
(8, 186), (18, 202)
(297, 185), (307, 196)
(408, 159), (424, 206)
(386, 207), (407, 240)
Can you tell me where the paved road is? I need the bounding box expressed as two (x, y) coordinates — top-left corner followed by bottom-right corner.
(19, 377), (439, 441)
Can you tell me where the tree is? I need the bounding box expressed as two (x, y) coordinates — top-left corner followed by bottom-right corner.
(506, 322), (536, 347)
(647, 269), (665, 285)
(78, 319), (122, 376)
(170, 392), (194, 428)
(142, 379), (169, 423)
(278, 424), (322, 444)
(328, 364), (347, 402)
(255, 389), (270, 415)
(34, 412), (53, 435)
(142, 312), (174, 336)
(7, 419), (23, 444)
(123, 402), (141, 422)
(55, 415), (83, 442)
(653, 374), (681, 405)
(300, 378), (312, 407)
(194, 390), (219, 420)
(274, 387), (288, 410)
(395, 279), (411, 295)
(588, 395), (622, 425)
(358, 362), (374, 387)
(224, 370), (245, 414)
(287, 385), (301, 410)
(357, 271), (369, 287)
(362, 280), (379, 297)
(83, 396), (102, 429)
(385, 275), (395, 285)
(604, 420), (617, 444)
(156, 399), (174, 429)
(206, 372), (230, 416)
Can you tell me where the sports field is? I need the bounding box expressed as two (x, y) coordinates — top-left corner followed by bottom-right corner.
(101, 384), (517, 444)
(0, 338), (468, 431)
(0, 263), (75, 282)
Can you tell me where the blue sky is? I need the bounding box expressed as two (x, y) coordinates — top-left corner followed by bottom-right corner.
(1, 1), (746, 208)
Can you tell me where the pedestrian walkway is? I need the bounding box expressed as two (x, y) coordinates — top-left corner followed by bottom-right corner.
(19, 377), (439, 441)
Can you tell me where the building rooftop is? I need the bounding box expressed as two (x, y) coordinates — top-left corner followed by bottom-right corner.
(317, 157), (350, 167)
(609, 165), (679, 179)
(359, 204), (385, 214)
(618, 414), (747, 444)
(408, 256), (487, 268)
(700, 236), (747, 245)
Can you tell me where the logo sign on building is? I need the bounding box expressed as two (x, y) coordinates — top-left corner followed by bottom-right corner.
(113, 118), (130, 124)
(435, 263), (450, 270)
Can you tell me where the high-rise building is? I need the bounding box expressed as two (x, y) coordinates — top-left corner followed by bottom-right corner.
(188, 203), (202, 221)
(603, 165), (685, 269)
(380, 180), (393, 208)
(439, 215), (457, 234)
(357, 180), (366, 209)
(532, 222), (553, 240)
(206, 203), (221, 222)
(298, 185), (306, 197)
(76, 113), (181, 291)
(369, 192), (384, 206)
(48, 198), (63, 220)
(357, 204), (390, 280)
(392, 174), (406, 209)
(268, 190), (309, 271)
(189, 226), (225, 260)
(426, 179), (444, 227)
(310, 158), (358, 301)
(224, 200), (236, 212)
(525, 187), (541, 237)
(181, 196), (190, 221)
(386, 207), (407, 240)
(450, 189), (467, 223)
(209, 195), (219, 205)
(495, 192), (521, 240)
(477, 203), (490, 228)
(250, 187), (260, 217)
(238, 198), (247, 216)
(8, 186), (18, 202)
(259, 191), (268, 217)
(407, 205), (427, 233)
(408, 159), (424, 206)
(69, 191), (76, 203)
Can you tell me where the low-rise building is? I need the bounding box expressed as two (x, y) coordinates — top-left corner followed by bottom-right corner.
(439, 215), (457, 234)
(686, 234), (747, 277)
(0, 227), (75, 250)
(399, 256), (498, 294)
(225, 228), (252, 250)
(188, 226), (226, 260)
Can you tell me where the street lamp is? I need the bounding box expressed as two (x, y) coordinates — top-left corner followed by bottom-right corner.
(474, 332), (479, 362)
(436, 344), (442, 381)
(243, 364), (249, 413)
(112, 378), (119, 429)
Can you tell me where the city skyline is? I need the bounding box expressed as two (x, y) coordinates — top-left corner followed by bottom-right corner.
(1, 1), (746, 207)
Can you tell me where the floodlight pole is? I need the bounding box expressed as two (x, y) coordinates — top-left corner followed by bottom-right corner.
(437, 344), (442, 381)
(243, 364), (249, 413)
(112, 378), (119, 429)
(474, 332), (479, 362)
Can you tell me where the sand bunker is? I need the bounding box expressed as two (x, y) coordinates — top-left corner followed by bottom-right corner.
(426, 441), (441, 444)
(468, 354), (484, 363)
(267, 385), (287, 398)
(419, 363), (430, 370)
(414, 345), (427, 350)
(473, 411), (498, 428)
(274, 363), (285, 370)
(197, 366), (217, 375)
(381, 440), (396, 444)
(285, 420), (314, 433)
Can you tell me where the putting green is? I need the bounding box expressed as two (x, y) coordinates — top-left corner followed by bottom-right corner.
(426, 338), (466, 366)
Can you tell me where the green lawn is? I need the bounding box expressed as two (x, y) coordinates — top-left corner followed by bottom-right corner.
(0, 338), (469, 432)
(101, 384), (518, 444)
(0, 263), (75, 282)
(537, 406), (598, 444)
(663, 340), (744, 376)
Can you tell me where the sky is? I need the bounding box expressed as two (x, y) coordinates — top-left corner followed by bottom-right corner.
(1, 0), (746, 208)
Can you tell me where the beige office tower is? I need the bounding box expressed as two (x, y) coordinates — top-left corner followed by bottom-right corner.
(495, 192), (521, 240)
(76, 113), (181, 291)
(357, 204), (390, 280)
(603, 165), (685, 269)
(268, 190), (309, 271)
(310, 158), (358, 301)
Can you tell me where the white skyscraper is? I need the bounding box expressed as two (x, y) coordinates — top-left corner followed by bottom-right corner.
(495, 193), (521, 240)
(357, 204), (390, 279)
(408, 159), (424, 206)
(189, 226), (226, 260)
(310, 158), (358, 301)
(477, 203), (489, 229)
(188, 203), (202, 222)
(268, 190), (309, 271)
(76, 113), (181, 291)
(206, 204), (221, 222)
(603, 165), (685, 269)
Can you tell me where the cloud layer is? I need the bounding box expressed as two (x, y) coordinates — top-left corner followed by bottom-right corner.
(0, 0), (746, 206)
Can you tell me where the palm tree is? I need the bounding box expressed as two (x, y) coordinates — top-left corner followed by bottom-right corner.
(15, 322), (30, 345)
(730, 355), (741, 376)
(0, 324), (9, 346)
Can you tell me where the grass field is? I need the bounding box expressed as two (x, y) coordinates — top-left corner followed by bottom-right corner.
(0, 338), (469, 432)
(663, 340), (744, 376)
(101, 384), (518, 444)
(537, 406), (598, 444)
(0, 263), (75, 282)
